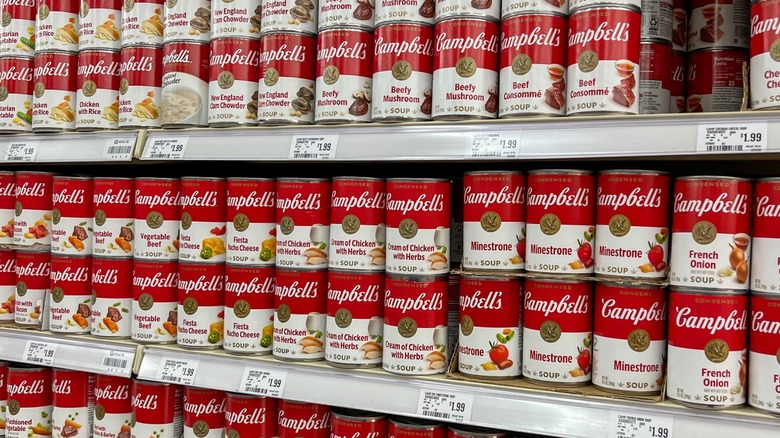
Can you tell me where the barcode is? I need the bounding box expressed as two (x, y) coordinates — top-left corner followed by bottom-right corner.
(27, 356), (45, 363)
(103, 357), (128, 369)
(244, 386), (269, 395)
(472, 150), (501, 157)
(160, 374), (183, 383)
(7, 156), (25, 161)
(294, 153), (318, 158)
(149, 154), (172, 159)
(107, 145), (132, 155)
(707, 145), (743, 151)
(421, 410), (450, 419)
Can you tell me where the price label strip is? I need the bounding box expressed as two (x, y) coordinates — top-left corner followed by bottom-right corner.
(467, 133), (522, 158)
(23, 340), (57, 366)
(104, 137), (136, 161)
(290, 135), (339, 159)
(4, 142), (39, 162)
(156, 358), (200, 385)
(239, 367), (288, 398)
(101, 350), (135, 376)
(143, 137), (189, 160)
(416, 390), (474, 423)
(697, 122), (767, 153)
(608, 411), (673, 438)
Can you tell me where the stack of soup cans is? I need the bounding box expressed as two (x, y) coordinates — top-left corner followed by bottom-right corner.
(0, 0), (36, 133)
(749, 0), (780, 110)
(638, 0), (674, 113)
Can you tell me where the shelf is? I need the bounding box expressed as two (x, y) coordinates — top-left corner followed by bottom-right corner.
(0, 130), (144, 163)
(137, 345), (780, 438)
(0, 326), (141, 377)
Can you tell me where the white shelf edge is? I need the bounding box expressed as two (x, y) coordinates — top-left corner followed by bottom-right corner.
(0, 130), (143, 163)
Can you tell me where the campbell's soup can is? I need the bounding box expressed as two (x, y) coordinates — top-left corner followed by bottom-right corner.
(14, 251), (49, 326)
(0, 0), (36, 58)
(641, 0), (673, 41)
(383, 274), (449, 375)
(315, 28), (374, 124)
(447, 426), (506, 438)
(502, 0), (567, 17)
(372, 23), (434, 122)
(672, 0), (686, 50)
(525, 170), (595, 275)
(131, 380), (183, 438)
(0, 362), (6, 434)
(224, 393), (278, 438)
(319, 0), (375, 30)
(76, 50), (121, 131)
(178, 177), (227, 263)
(592, 282), (667, 394)
(432, 18), (499, 120)
(209, 37), (260, 126)
(93, 177), (135, 258)
(260, 0), (317, 35)
(49, 255), (92, 334)
(177, 262), (226, 349)
(750, 0), (780, 110)
(638, 41), (671, 114)
(51, 176), (94, 256)
(522, 278), (593, 386)
(462, 171), (526, 271)
(13, 171), (53, 248)
(436, 0), (499, 22)
(79, 0), (122, 51)
(325, 271), (384, 367)
(686, 49), (746, 112)
(0, 57), (34, 133)
(91, 257), (133, 337)
(164, 0), (211, 43)
(32, 51), (77, 132)
(183, 387), (225, 438)
(329, 177), (386, 271)
(226, 178), (276, 265)
(120, 0), (164, 46)
(669, 176), (752, 290)
(374, 0), (433, 25)
(134, 177), (181, 260)
(0, 172), (15, 245)
(51, 369), (95, 438)
(748, 293), (780, 415)
(277, 401), (330, 438)
(258, 32), (317, 124)
(667, 289), (748, 409)
(670, 50), (686, 112)
(273, 268), (328, 361)
(224, 265), (275, 354)
(6, 366), (52, 438)
(385, 178), (450, 275)
(458, 276), (522, 378)
(499, 14), (567, 118)
(0, 251), (14, 323)
(118, 45), (163, 128)
(162, 41), (209, 127)
(35, 0), (79, 52)
(388, 419), (446, 438)
(276, 178), (331, 270)
(331, 410), (387, 438)
(212, 0), (262, 39)
(752, 178), (780, 293)
(594, 170), (670, 279)
(132, 259), (179, 343)
(688, 0), (748, 51)
(93, 375), (132, 438)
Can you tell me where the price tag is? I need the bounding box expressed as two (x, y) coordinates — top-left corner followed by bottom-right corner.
(101, 350), (135, 376)
(416, 390), (474, 423)
(289, 135), (339, 159)
(156, 358), (200, 385)
(103, 137), (135, 161)
(239, 367), (288, 398)
(697, 122), (767, 153)
(467, 133), (522, 158)
(4, 142), (39, 162)
(23, 340), (57, 366)
(609, 411), (673, 438)
(143, 137), (189, 160)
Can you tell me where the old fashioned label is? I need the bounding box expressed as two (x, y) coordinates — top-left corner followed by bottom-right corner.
(316, 29), (373, 123)
(93, 177), (134, 258)
(91, 257), (133, 338)
(329, 177), (386, 271)
(51, 177), (94, 255)
(76, 50), (121, 130)
(32, 51), (77, 131)
(325, 271), (384, 366)
(178, 178), (227, 263)
(227, 178), (276, 265)
(0, 57), (34, 132)
(224, 265), (275, 354)
(118, 46), (163, 128)
(273, 268), (328, 360)
(6, 367), (52, 438)
(14, 251), (49, 326)
(134, 178), (180, 260)
(276, 179), (331, 270)
(258, 32), (317, 124)
(177, 263), (225, 348)
(208, 37), (260, 125)
(48, 255), (92, 334)
(132, 259), (179, 343)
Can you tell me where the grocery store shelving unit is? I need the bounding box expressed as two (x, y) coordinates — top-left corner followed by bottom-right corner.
(0, 129), (144, 163)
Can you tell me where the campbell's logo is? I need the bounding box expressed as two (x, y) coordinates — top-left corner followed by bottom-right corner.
(755, 195), (780, 218)
(278, 410), (331, 433)
(277, 193), (321, 212)
(327, 283), (380, 304)
(94, 188), (132, 205)
(226, 407), (266, 425)
(524, 291), (589, 316)
(687, 63), (697, 82)
(375, 35), (433, 58)
(135, 189), (181, 209)
(162, 48), (192, 65)
(0, 180), (15, 197)
(211, 48), (260, 68)
(77, 59), (121, 77)
(501, 27), (562, 51)
(673, 192), (749, 216)
(0, 0), (36, 7)
(386, 193), (444, 215)
(51, 266), (90, 283)
(260, 43), (308, 64)
(597, 187), (663, 210)
(568, 21), (631, 48)
(15, 181), (47, 198)
(436, 31), (499, 54)
(179, 190), (219, 208)
(0, 257), (16, 274)
(0, 65), (33, 82)
(7, 379), (45, 396)
(132, 393), (158, 410)
(52, 188), (85, 205)
(120, 55), (155, 74)
(463, 185), (524, 208)
(52, 379), (72, 395)
(460, 289), (503, 310)
(751, 310), (780, 335)
(93, 268), (119, 285)
(317, 41), (368, 63)
(15, 261), (50, 277)
(183, 396), (225, 416)
(276, 280), (320, 299)
(671, 64), (685, 82)
(600, 298), (666, 325)
(227, 190), (275, 210)
(751, 14), (780, 38)
(226, 274), (275, 296)
(674, 307), (747, 335)
(34, 60), (71, 78)
(331, 190), (386, 211)
(178, 274), (225, 293)
(527, 187), (590, 209)
(133, 271), (179, 290)
(384, 290), (443, 313)
(94, 384), (130, 401)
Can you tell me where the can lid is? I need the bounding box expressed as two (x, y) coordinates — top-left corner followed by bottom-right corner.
(529, 169), (592, 176)
(599, 169), (669, 176)
(675, 175), (752, 183)
(386, 272), (450, 281)
(389, 417), (444, 428)
(387, 178), (449, 183)
(757, 177), (780, 183)
(669, 286), (747, 296)
(227, 177), (276, 182)
(448, 425), (506, 438)
(332, 408), (386, 420)
(464, 170), (523, 177)
(277, 177), (330, 183)
(569, 3), (641, 15)
(434, 15), (501, 25)
(332, 176), (385, 182)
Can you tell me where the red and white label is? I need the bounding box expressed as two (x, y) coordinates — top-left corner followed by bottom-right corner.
(499, 14), (567, 117)
(640, 0), (673, 42)
(78, 0), (121, 51)
(227, 178), (276, 265)
(118, 45), (163, 128)
(0, 172), (15, 245)
(51, 370), (95, 438)
(374, 0), (433, 26)
(331, 414), (388, 438)
(208, 37), (260, 125)
(0, 250), (15, 322)
(592, 282), (667, 393)
(316, 29), (374, 123)
(319, 0), (374, 30)
(164, 0), (211, 43)
(688, 0), (749, 51)
(385, 179), (450, 275)
(567, 7), (640, 115)
(93, 177), (135, 258)
(225, 394), (277, 438)
(0, 0), (36, 58)
(372, 23), (434, 121)
(594, 171), (670, 278)
(35, 0), (79, 52)
(748, 294), (780, 414)
(435, 0), (499, 25)
(458, 277), (522, 378)
(751, 179), (780, 292)
(273, 268), (327, 360)
(383, 276), (449, 375)
(224, 265), (275, 354)
(432, 19), (499, 119)
(76, 49), (121, 130)
(258, 32), (317, 124)
(522, 278), (593, 384)
(276, 179), (331, 270)
(570, 0), (640, 11)
(162, 41), (209, 127)
(32, 51), (77, 131)
(501, 0), (567, 16)
(14, 250), (49, 326)
(91, 257), (133, 338)
(0, 363), (7, 435)
(49, 255), (92, 334)
(329, 177), (386, 271)
(134, 178), (180, 260)
(131, 381), (183, 438)
(462, 172), (526, 271)
(178, 178), (227, 263)
(93, 375), (132, 438)
(51, 176), (94, 255)
(6, 367), (52, 438)
(260, 0), (318, 36)
(525, 171), (595, 274)
(672, 0), (687, 51)
(132, 259), (179, 343)
(749, 0), (780, 110)
(638, 41), (671, 114)
(0, 57), (34, 132)
(277, 401), (330, 438)
(669, 177), (752, 290)
(212, 0), (262, 39)
(667, 290), (748, 407)
(177, 262), (225, 348)
(669, 50), (686, 112)
(13, 171), (53, 247)
(183, 388), (225, 438)
(325, 271), (384, 366)
(388, 420), (446, 438)
(686, 49), (746, 112)
(120, 0), (164, 46)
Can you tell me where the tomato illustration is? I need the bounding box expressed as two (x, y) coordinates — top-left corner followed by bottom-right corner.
(577, 347), (591, 374)
(488, 342), (509, 364)
(516, 235), (525, 259)
(576, 240), (592, 262)
(647, 243), (664, 266)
